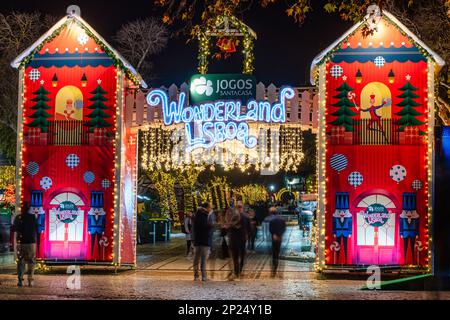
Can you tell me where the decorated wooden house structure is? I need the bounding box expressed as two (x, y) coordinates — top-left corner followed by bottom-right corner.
(11, 6), (143, 265)
(311, 5), (444, 271)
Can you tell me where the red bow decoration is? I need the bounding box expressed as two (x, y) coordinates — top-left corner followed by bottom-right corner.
(216, 37), (237, 53)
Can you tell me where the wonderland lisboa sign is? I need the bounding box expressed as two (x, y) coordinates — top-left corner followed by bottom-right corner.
(146, 86), (295, 151)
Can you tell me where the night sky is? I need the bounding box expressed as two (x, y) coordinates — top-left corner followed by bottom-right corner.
(0, 0), (352, 87)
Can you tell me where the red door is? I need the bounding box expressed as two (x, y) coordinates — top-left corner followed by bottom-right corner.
(355, 194), (398, 265)
(45, 191), (87, 260)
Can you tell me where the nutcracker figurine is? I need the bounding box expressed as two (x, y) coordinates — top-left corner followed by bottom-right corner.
(28, 190), (45, 256)
(88, 191), (106, 259)
(399, 192), (420, 264)
(332, 192), (352, 264)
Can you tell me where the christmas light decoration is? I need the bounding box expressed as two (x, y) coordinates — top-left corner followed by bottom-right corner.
(197, 14), (256, 75)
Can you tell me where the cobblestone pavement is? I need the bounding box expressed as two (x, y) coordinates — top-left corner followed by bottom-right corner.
(1, 270), (449, 300)
(0, 227), (449, 300)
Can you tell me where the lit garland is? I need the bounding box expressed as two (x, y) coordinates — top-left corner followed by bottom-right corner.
(315, 63), (328, 272)
(112, 69), (123, 265)
(174, 166), (201, 213)
(140, 124), (304, 173)
(280, 126), (304, 172)
(425, 59), (435, 272)
(233, 184), (268, 205)
(18, 18), (142, 87)
(311, 15), (435, 85)
(15, 67), (26, 216)
(197, 14), (256, 75)
(147, 170), (179, 224)
(0, 166), (15, 188)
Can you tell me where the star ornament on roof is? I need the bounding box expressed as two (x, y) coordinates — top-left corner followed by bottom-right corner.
(406, 74), (412, 81)
(40, 80), (45, 85)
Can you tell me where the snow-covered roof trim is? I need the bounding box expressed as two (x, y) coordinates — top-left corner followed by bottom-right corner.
(310, 10), (445, 85)
(11, 13), (147, 88)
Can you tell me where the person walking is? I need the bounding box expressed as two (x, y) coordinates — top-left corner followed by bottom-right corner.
(12, 205), (38, 287)
(183, 211), (194, 257)
(207, 209), (216, 258)
(219, 209), (230, 259)
(247, 209), (257, 252)
(268, 206), (286, 277)
(193, 202), (213, 281)
(228, 202), (250, 280)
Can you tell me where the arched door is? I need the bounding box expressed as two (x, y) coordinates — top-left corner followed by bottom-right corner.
(354, 193), (398, 265)
(45, 191), (87, 260)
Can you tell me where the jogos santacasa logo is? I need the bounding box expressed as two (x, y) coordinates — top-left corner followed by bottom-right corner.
(53, 201), (79, 223)
(190, 74), (256, 104)
(191, 76), (214, 96)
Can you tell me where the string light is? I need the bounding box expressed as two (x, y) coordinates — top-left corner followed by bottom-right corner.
(197, 14), (255, 75)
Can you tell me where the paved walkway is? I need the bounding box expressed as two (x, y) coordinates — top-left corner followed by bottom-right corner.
(137, 226), (314, 277)
(1, 226), (449, 299)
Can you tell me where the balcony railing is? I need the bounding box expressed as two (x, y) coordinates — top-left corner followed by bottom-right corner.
(48, 120), (90, 145)
(353, 118), (400, 145)
(25, 121), (110, 146)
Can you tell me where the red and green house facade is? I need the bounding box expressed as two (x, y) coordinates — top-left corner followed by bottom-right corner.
(312, 9), (444, 270)
(12, 9), (143, 265)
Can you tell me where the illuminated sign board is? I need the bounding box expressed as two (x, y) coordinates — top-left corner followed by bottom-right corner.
(146, 87), (294, 151)
(190, 74), (256, 104)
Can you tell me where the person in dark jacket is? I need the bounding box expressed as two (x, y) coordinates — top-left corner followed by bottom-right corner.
(247, 209), (257, 251)
(12, 205), (39, 287)
(193, 202), (213, 281)
(268, 206), (286, 277)
(228, 202), (251, 280)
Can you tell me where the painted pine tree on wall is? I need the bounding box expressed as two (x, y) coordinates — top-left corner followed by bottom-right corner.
(395, 74), (425, 135)
(27, 81), (52, 133)
(330, 76), (357, 131)
(85, 80), (111, 133)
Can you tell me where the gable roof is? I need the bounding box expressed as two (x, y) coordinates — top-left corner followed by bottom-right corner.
(11, 11), (147, 88)
(310, 10), (445, 85)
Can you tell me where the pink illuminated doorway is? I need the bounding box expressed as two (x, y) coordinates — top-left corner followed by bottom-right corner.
(45, 191), (88, 260)
(355, 194), (399, 265)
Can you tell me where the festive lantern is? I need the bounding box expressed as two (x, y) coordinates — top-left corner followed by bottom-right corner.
(355, 69), (363, 84)
(52, 73), (58, 87)
(388, 69), (395, 84)
(81, 73), (87, 87)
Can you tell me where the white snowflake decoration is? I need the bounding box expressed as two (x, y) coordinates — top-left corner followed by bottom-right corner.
(390, 164), (407, 183)
(330, 65), (343, 78)
(40, 176), (53, 190)
(374, 56), (386, 68)
(28, 69), (41, 81)
(77, 32), (89, 46)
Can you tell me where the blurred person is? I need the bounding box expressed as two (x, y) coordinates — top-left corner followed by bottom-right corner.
(183, 211), (194, 256)
(228, 202), (250, 280)
(247, 209), (257, 252)
(268, 206), (286, 277)
(12, 204), (38, 287)
(193, 202), (213, 281)
(219, 209), (231, 259)
(207, 208), (216, 258)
